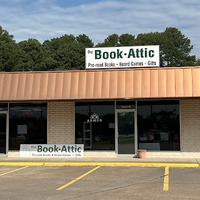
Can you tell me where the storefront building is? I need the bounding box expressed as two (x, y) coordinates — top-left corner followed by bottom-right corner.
(0, 67), (200, 157)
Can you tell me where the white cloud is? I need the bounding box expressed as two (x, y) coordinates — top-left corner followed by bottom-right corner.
(0, 0), (200, 58)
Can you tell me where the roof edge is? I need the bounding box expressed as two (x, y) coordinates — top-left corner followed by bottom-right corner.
(0, 66), (200, 74)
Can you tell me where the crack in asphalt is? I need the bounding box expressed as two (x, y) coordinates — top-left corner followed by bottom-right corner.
(66, 173), (166, 199)
(65, 167), (196, 200)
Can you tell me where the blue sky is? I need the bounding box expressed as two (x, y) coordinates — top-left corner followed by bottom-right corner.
(0, 0), (200, 59)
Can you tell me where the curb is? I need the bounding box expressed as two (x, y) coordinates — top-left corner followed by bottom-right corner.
(0, 162), (199, 168)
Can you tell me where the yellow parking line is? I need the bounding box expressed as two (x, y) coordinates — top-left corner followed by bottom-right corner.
(0, 166), (28, 177)
(163, 167), (169, 191)
(0, 162), (199, 168)
(56, 166), (101, 191)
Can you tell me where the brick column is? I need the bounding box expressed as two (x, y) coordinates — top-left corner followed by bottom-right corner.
(47, 101), (75, 144)
(181, 99), (200, 152)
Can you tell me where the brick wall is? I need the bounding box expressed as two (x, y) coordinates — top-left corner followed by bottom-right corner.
(181, 99), (200, 152)
(47, 101), (75, 144)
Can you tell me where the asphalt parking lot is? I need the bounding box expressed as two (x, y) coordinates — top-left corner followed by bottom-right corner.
(0, 165), (200, 200)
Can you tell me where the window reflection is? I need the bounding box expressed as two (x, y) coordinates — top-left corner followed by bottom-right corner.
(0, 103), (8, 111)
(138, 101), (180, 151)
(9, 103), (47, 150)
(75, 102), (115, 150)
(0, 114), (6, 154)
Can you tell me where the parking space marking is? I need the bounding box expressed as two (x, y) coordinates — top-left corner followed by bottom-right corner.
(0, 162), (199, 168)
(56, 166), (101, 191)
(163, 167), (169, 191)
(0, 166), (28, 177)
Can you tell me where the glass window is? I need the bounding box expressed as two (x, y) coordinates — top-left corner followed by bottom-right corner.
(0, 103), (8, 111)
(0, 113), (6, 154)
(137, 100), (180, 151)
(9, 103), (47, 150)
(75, 101), (115, 150)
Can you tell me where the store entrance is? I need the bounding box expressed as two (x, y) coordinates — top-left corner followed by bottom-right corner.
(116, 110), (136, 155)
(0, 113), (8, 155)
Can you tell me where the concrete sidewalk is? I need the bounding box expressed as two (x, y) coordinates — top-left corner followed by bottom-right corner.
(0, 156), (199, 162)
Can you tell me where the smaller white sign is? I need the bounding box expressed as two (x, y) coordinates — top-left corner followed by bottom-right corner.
(20, 144), (84, 157)
(17, 125), (27, 134)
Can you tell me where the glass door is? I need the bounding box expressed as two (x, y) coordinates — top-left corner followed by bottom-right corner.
(0, 113), (7, 155)
(117, 111), (136, 155)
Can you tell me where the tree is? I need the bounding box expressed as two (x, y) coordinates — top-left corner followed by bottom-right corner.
(0, 26), (20, 71)
(161, 27), (195, 67)
(118, 34), (135, 46)
(96, 28), (196, 67)
(134, 28), (196, 67)
(96, 34), (119, 47)
(76, 34), (93, 47)
(75, 34), (94, 70)
(44, 34), (80, 70)
(196, 59), (200, 66)
(96, 33), (136, 47)
(0, 26), (197, 71)
(15, 38), (44, 71)
(42, 34), (94, 70)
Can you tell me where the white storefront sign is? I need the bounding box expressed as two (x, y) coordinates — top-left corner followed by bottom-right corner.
(20, 144), (84, 157)
(86, 45), (160, 69)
